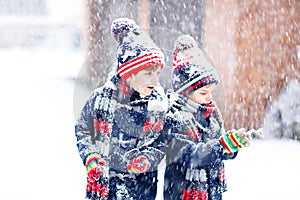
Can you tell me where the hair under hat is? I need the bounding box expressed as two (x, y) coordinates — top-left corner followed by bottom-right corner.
(172, 34), (219, 96)
(111, 18), (165, 80)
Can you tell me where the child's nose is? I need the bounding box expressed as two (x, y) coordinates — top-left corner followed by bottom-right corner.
(151, 74), (159, 84)
(206, 93), (212, 101)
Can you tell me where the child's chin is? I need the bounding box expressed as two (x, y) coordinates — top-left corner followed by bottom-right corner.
(141, 89), (153, 96)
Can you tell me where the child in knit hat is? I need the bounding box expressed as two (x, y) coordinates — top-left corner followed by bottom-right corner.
(75, 18), (168, 200)
(163, 35), (253, 200)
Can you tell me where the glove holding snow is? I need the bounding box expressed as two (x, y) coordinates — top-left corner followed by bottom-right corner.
(147, 97), (168, 113)
(127, 155), (151, 175)
(236, 128), (252, 146)
(86, 153), (105, 182)
(144, 96), (168, 132)
(247, 128), (264, 138)
(220, 129), (250, 153)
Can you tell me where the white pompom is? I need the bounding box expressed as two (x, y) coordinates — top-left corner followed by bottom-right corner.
(148, 98), (168, 112)
(173, 34), (198, 54)
(111, 18), (139, 43)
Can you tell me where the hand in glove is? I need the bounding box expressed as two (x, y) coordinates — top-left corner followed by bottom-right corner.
(127, 155), (151, 175)
(220, 129), (251, 153)
(246, 128), (264, 138)
(237, 128), (252, 147)
(86, 153), (105, 182)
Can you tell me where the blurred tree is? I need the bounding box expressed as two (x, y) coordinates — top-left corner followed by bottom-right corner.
(204, 0), (300, 130)
(263, 79), (300, 140)
(231, 0), (300, 129)
(83, 0), (140, 88)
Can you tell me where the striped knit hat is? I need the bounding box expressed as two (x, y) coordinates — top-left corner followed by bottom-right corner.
(172, 34), (219, 96)
(111, 18), (165, 80)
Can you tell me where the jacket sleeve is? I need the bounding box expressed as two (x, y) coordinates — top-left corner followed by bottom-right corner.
(188, 139), (225, 167)
(163, 115), (226, 168)
(75, 91), (100, 165)
(222, 151), (238, 160)
(189, 129), (238, 166)
(137, 131), (167, 171)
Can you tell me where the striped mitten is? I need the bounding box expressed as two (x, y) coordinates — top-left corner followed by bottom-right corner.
(86, 153), (105, 182)
(127, 155), (151, 175)
(220, 130), (250, 153)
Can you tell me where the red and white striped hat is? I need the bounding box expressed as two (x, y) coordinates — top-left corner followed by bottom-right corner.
(111, 18), (165, 80)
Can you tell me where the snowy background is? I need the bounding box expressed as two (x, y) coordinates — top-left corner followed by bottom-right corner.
(1, 45), (300, 200)
(0, 1), (300, 200)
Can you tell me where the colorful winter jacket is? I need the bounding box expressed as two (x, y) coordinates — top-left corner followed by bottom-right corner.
(75, 73), (167, 200)
(163, 93), (237, 200)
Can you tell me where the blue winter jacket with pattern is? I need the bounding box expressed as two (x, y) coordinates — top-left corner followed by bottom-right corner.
(75, 74), (167, 200)
(163, 93), (237, 200)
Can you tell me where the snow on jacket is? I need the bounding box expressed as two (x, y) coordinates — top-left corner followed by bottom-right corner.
(163, 92), (237, 200)
(75, 73), (167, 200)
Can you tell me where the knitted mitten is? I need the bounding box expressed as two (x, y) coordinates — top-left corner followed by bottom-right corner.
(247, 128), (264, 138)
(182, 189), (208, 200)
(220, 129), (250, 153)
(85, 153), (109, 199)
(86, 153), (105, 182)
(127, 155), (151, 175)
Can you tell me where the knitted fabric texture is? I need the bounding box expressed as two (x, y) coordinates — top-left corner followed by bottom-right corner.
(86, 153), (106, 180)
(172, 35), (219, 96)
(86, 154), (102, 176)
(220, 130), (248, 153)
(127, 155), (151, 174)
(111, 18), (165, 80)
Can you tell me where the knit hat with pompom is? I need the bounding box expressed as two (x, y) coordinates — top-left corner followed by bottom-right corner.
(111, 18), (165, 80)
(172, 34), (219, 96)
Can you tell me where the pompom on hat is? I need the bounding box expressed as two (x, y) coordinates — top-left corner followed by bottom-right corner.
(111, 18), (165, 80)
(172, 34), (219, 96)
